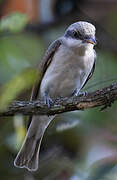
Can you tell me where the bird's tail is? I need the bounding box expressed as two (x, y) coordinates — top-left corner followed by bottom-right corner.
(14, 115), (54, 171)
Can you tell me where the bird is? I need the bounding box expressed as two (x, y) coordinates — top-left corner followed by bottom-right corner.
(14, 21), (97, 171)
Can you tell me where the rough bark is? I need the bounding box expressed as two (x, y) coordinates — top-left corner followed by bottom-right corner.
(0, 83), (117, 117)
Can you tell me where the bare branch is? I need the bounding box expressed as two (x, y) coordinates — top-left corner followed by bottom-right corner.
(0, 83), (117, 117)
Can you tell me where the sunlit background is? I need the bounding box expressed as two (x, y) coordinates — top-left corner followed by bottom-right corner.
(0, 0), (117, 179)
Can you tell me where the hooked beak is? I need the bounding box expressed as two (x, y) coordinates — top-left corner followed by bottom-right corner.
(84, 37), (97, 45)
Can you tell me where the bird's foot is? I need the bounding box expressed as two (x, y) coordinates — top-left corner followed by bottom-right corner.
(72, 89), (87, 97)
(43, 92), (53, 108)
(78, 91), (88, 97)
(71, 89), (78, 96)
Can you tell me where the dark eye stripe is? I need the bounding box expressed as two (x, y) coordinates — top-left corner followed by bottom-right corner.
(65, 30), (83, 40)
(65, 30), (73, 37)
(72, 30), (78, 37)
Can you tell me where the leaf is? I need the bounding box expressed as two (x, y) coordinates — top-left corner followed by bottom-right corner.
(0, 33), (44, 84)
(0, 12), (28, 33)
(87, 162), (116, 180)
(0, 68), (40, 110)
(6, 115), (26, 151)
(56, 117), (80, 132)
(14, 115), (26, 150)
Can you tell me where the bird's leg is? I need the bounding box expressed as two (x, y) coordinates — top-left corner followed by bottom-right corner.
(43, 92), (53, 108)
(72, 89), (87, 97)
(71, 89), (78, 96)
(78, 91), (88, 97)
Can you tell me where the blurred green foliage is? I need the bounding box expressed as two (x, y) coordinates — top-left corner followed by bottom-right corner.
(0, 68), (38, 110)
(0, 4), (117, 180)
(0, 12), (28, 33)
(0, 33), (44, 83)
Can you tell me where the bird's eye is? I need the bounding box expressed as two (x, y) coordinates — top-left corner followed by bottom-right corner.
(72, 30), (82, 39)
(72, 30), (78, 37)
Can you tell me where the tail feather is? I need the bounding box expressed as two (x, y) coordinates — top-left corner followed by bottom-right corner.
(14, 115), (54, 171)
(14, 135), (43, 171)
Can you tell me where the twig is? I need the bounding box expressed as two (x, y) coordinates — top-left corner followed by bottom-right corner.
(0, 83), (117, 117)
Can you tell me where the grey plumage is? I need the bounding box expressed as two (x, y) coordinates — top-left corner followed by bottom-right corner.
(14, 21), (96, 171)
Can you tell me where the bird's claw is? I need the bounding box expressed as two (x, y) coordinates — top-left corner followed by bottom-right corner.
(72, 89), (87, 97)
(43, 92), (53, 108)
(78, 91), (87, 97)
(72, 89), (78, 96)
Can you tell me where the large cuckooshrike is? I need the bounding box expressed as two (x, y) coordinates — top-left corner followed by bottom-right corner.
(14, 21), (97, 171)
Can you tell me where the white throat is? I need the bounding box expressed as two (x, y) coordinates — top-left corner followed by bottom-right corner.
(62, 36), (94, 56)
(77, 43), (94, 56)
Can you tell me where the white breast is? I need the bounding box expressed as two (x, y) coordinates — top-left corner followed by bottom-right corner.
(40, 44), (95, 98)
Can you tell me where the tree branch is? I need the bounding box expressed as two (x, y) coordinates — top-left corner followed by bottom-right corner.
(0, 83), (117, 117)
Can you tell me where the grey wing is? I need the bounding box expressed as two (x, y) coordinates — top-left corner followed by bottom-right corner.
(82, 50), (96, 89)
(31, 38), (62, 100)
(28, 38), (62, 127)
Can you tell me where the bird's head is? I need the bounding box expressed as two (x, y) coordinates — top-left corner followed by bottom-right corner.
(64, 21), (96, 50)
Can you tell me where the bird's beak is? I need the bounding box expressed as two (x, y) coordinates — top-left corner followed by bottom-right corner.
(84, 37), (97, 45)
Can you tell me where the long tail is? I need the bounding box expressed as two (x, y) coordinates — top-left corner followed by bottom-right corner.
(14, 115), (54, 171)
